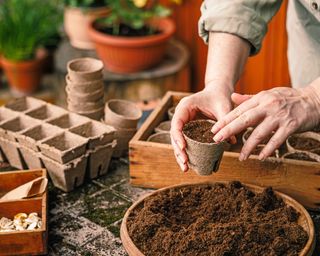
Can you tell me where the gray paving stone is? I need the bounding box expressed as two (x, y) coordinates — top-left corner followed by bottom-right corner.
(49, 211), (105, 247)
(82, 230), (127, 256)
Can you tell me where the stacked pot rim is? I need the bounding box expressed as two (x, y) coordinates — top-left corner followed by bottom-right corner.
(66, 57), (105, 120)
(104, 99), (142, 157)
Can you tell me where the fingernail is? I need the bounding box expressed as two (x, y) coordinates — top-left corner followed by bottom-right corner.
(213, 134), (223, 142)
(239, 153), (245, 161)
(211, 126), (218, 134)
(258, 153), (265, 161)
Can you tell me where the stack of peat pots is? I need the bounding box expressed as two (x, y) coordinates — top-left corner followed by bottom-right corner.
(0, 97), (116, 192)
(104, 99), (142, 158)
(66, 58), (105, 120)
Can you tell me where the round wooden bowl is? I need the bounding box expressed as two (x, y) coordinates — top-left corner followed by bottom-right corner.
(120, 182), (315, 256)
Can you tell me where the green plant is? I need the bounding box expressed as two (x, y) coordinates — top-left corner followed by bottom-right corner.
(104, 0), (171, 35)
(64, 0), (106, 8)
(0, 0), (62, 61)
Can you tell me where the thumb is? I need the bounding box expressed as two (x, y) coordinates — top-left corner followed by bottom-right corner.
(231, 93), (252, 106)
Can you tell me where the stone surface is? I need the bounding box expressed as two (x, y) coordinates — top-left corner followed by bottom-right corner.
(0, 159), (319, 255)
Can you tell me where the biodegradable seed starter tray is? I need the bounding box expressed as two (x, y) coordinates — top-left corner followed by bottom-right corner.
(0, 97), (116, 192)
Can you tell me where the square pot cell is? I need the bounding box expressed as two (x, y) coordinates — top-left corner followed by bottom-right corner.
(25, 104), (67, 121)
(41, 154), (87, 192)
(39, 131), (88, 164)
(86, 141), (116, 179)
(19, 146), (44, 169)
(0, 138), (26, 169)
(0, 107), (18, 124)
(69, 121), (115, 149)
(5, 97), (45, 112)
(17, 124), (64, 152)
(48, 113), (89, 129)
(0, 116), (40, 142)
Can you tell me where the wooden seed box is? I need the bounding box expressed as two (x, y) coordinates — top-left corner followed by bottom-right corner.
(0, 169), (48, 255)
(129, 91), (320, 211)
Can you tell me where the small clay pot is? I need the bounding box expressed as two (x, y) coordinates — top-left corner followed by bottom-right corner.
(147, 132), (171, 144)
(155, 121), (171, 133)
(282, 151), (320, 162)
(286, 132), (320, 153)
(1, 50), (48, 95)
(104, 99), (142, 129)
(66, 86), (104, 102)
(66, 75), (104, 93)
(183, 120), (226, 176)
(168, 106), (175, 120)
(67, 57), (103, 83)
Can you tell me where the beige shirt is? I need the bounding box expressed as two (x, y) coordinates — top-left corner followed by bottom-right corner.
(199, 0), (320, 88)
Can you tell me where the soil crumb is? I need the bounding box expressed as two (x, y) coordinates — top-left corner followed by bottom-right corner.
(289, 136), (320, 151)
(183, 120), (214, 143)
(127, 181), (308, 256)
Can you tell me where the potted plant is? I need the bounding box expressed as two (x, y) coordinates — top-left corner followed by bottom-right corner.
(0, 0), (62, 95)
(64, 0), (110, 49)
(88, 0), (176, 73)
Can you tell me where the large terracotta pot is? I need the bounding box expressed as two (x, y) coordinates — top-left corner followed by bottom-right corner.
(88, 18), (176, 73)
(64, 6), (110, 50)
(1, 50), (46, 95)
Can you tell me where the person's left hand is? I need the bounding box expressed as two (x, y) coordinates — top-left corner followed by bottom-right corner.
(211, 86), (320, 161)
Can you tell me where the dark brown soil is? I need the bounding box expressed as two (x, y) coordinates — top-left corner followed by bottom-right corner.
(284, 152), (317, 162)
(289, 136), (320, 151)
(94, 22), (160, 37)
(183, 121), (214, 143)
(127, 182), (308, 256)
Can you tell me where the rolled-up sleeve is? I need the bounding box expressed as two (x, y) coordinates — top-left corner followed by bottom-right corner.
(199, 0), (283, 55)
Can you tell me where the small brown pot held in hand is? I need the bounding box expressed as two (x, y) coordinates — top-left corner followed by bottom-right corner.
(183, 120), (227, 176)
(64, 7), (110, 50)
(1, 52), (46, 95)
(88, 18), (176, 73)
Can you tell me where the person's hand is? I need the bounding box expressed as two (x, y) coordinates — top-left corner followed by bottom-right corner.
(170, 85), (234, 172)
(211, 85), (320, 161)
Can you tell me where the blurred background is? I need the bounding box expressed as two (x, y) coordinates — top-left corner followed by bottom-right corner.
(0, 0), (290, 109)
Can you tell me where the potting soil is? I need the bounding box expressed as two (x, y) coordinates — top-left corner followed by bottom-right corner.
(183, 120), (214, 143)
(128, 181), (308, 256)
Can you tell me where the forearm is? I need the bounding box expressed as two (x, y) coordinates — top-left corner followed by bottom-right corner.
(205, 32), (250, 94)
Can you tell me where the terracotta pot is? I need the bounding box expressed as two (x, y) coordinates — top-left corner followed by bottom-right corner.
(64, 6), (110, 50)
(88, 18), (176, 73)
(183, 120), (227, 176)
(67, 58), (104, 83)
(1, 51), (47, 95)
(120, 182), (315, 256)
(104, 99), (142, 129)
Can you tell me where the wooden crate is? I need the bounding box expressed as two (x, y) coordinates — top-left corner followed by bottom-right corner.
(0, 169), (48, 255)
(129, 91), (320, 211)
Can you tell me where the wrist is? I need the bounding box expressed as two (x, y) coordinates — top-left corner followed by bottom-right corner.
(204, 78), (234, 96)
(299, 78), (320, 127)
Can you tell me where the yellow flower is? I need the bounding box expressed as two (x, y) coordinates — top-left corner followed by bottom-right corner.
(171, 0), (183, 4)
(133, 0), (148, 8)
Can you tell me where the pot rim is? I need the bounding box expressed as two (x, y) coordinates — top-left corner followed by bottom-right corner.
(88, 17), (176, 47)
(120, 181), (315, 256)
(67, 57), (104, 75)
(105, 99), (142, 121)
(182, 119), (221, 146)
(147, 131), (171, 143)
